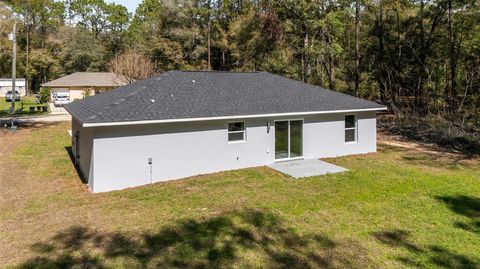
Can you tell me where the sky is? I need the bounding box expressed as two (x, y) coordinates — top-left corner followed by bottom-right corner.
(106, 0), (142, 14)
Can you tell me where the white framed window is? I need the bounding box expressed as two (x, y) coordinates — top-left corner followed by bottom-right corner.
(228, 121), (245, 142)
(345, 115), (357, 143)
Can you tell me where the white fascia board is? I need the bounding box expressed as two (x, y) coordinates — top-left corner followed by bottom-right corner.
(82, 107), (387, 128)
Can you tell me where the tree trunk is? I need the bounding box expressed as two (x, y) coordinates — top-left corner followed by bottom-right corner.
(354, 0), (360, 97)
(448, 0), (457, 112)
(222, 51), (225, 70)
(305, 31), (311, 81)
(207, 20), (212, 71)
(330, 60), (335, 90)
(396, 9), (401, 62)
(316, 57), (324, 87)
(416, 0), (426, 110)
(301, 24), (309, 82)
(323, 32), (336, 90)
(377, 7), (386, 103)
(395, 9), (401, 106)
(328, 51), (335, 90)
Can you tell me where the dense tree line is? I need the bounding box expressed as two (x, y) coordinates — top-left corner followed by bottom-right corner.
(1, 0), (480, 131)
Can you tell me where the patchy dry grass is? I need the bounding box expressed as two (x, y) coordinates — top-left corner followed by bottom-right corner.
(1, 122), (480, 268)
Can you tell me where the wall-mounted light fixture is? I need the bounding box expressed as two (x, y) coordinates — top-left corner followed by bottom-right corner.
(148, 157), (153, 184)
(267, 121), (271, 133)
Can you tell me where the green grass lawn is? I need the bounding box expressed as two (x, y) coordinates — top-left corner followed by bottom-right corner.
(0, 96), (47, 116)
(1, 122), (479, 268)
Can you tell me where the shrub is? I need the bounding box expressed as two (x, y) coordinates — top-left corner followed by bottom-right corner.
(38, 88), (51, 104)
(379, 113), (480, 156)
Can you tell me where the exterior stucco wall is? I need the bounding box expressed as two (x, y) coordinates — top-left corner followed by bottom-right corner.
(72, 118), (94, 189)
(51, 87), (113, 101)
(84, 111), (377, 193)
(69, 87), (88, 100)
(302, 111), (377, 158)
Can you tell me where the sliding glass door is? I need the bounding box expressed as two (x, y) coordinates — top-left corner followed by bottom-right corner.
(275, 120), (303, 160)
(289, 120), (303, 158)
(275, 121), (289, 159)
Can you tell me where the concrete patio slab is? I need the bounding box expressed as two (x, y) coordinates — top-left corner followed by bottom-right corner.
(268, 159), (347, 178)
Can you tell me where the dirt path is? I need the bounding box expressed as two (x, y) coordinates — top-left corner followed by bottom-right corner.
(378, 131), (459, 155)
(378, 131), (478, 166)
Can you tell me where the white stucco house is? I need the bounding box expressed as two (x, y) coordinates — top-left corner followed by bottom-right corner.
(65, 71), (386, 193)
(41, 72), (128, 101)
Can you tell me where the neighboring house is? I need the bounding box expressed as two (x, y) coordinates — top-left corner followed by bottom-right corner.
(41, 72), (128, 101)
(65, 71), (386, 193)
(0, 78), (26, 97)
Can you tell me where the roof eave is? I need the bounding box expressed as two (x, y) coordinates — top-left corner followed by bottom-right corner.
(80, 107), (387, 128)
(63, 104), (82, 122)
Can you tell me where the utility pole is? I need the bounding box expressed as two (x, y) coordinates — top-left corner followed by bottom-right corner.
(10, 21), (17, 114)
(26, 22), (29, 96)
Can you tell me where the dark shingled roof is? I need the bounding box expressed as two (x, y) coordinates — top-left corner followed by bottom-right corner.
(64, 71), (385, 125)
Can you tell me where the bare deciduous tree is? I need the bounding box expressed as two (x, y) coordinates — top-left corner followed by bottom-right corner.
(107, 49), (156, 83)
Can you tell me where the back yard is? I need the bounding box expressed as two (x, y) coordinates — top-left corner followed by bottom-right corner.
(1, 122), (479, 268)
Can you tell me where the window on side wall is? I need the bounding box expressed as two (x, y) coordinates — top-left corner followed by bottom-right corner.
(345, 115), (357, 143)
(228, 121), (245, 142)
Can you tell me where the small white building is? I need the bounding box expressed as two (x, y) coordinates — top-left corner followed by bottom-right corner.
(0, 78), (26, 97)
(65, 71), (386, 193)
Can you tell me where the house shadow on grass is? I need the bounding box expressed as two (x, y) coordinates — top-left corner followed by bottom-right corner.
(64, 146), (86, 184)
(372, 229), (478, 268)
(436, 195), (480, 235)
(18, 209), (373, 269)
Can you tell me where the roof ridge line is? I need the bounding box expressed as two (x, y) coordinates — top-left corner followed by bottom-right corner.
(179, 70), (260, 73)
